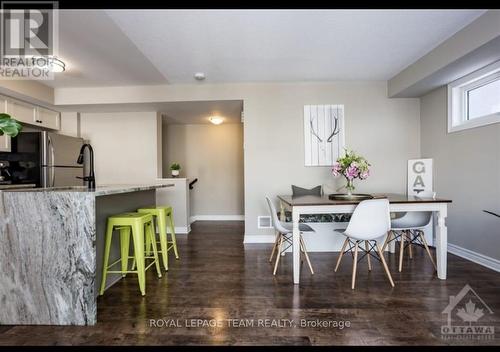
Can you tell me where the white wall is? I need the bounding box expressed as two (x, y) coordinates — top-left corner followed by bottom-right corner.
(242, 82), (420, 238)
(163, 123), (244, 217)
(55, 81), (421, 240)
(420, 86), (500, 261)
(80, 111), (161, 185)
(59, 112), (80, 137)
(0, 80), (54, 105)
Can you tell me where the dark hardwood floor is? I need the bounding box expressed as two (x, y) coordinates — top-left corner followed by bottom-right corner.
(0, 221), (499, 346)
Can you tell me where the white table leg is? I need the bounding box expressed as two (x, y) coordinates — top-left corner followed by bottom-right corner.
(435, 206), (448, 280)
(279, 201), (287, 256)
(292, 207), (300, 284)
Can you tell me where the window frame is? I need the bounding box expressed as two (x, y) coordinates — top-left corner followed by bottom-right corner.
(447, 60), (500, 133)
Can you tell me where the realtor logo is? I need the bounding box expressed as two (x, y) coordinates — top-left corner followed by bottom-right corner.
(0, 1), (59, 79)
(0, 1), (58, 56)
(441, 284), (495, 340)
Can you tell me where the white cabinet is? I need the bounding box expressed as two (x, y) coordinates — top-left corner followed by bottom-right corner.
(0, 98), (10, 152)
(6, 99), (36, 125)
(0, 134), (11, 152)
(0, 95), (60, 131)
(156, 178), (191, 234)
(36, 107), (60, 130)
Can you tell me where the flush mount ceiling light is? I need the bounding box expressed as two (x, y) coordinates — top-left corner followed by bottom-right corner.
(32, 56), (66, 72)
(209, 116), (224, 125)
(49, 57), (66, 73)
(194, 72), (205, 81)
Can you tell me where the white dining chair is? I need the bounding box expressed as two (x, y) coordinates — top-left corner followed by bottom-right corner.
(265, 196), (314, 275)
(382, 211), (437, 272)
(334, 198), (395, 289)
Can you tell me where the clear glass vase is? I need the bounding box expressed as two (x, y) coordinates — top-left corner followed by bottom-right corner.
(345, 179), (355, 197)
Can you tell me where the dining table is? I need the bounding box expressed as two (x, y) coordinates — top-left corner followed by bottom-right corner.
(277, 193), (452, 284)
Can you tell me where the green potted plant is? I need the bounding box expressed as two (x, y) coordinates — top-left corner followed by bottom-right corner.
(170, 162), (181, 177)
(0, 113), (23, 138)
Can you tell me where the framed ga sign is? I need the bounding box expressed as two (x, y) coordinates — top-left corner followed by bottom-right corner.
(407, 159), (433, 196)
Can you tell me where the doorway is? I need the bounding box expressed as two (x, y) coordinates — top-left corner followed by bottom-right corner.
(160, 100), (244, 229)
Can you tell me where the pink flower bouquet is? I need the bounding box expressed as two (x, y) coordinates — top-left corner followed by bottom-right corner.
(331, 150), (371, 195)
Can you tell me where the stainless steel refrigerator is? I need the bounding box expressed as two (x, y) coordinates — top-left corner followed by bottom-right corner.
(0, 131), (84, 187)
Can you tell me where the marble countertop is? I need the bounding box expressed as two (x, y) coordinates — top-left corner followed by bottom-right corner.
(0, 184), (37, 190)
(0, 184), (173, 196)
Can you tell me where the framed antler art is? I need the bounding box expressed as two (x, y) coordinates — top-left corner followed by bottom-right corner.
(304, 104), (345, 166)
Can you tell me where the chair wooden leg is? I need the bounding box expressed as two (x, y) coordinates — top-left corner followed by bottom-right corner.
(365, 241), (372, 271)
(269, 231), (280, 262)
(351, 241), (359, 290)
(407, 230), (413, 259)
(382, 231), (393, 252)
(273, 235), (284, 275)
(419, 230), (437, 271)
(300, 236), (314, 275)
(376, 243), (395, 287)
(335, 237), (349, 272)
(398, 231), (405, 272)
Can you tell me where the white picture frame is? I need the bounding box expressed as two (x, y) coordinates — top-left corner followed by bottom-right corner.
(304, 104), (345, 166)
(407, 158), (433, 197)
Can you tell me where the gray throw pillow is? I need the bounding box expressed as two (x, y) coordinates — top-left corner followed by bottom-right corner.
(292, 185), (322, 197)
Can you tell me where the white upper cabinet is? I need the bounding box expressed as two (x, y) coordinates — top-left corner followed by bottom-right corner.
(0, 95), (60, 131)
(5, 99), (36, 125)
(36, 107), (60, 130)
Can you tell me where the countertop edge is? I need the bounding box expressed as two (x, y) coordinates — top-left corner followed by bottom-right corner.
(94, 184), (174, 196)
(0, 184), (174, 196)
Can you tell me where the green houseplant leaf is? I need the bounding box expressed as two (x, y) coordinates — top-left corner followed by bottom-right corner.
(0, 113), (23, 137)
(170, 162), (181, 171)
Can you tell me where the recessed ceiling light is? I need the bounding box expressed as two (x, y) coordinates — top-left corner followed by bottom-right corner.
(209, 116), (224, 125)
(194, 72), (205, 81)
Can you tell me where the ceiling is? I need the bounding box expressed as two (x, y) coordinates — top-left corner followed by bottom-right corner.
(161, 100), (243, 125)
(47, 9), (486, 88)
(64, 100), (243, 125)
(45, 10), (167, 88)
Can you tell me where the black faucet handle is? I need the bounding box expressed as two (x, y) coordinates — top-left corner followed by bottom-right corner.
(76, 176), (91, 181)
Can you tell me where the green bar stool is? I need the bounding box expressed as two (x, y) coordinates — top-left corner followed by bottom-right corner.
(137, 206), (179, 272)
(100, 212), (162, 296)
(156, 206), (179, 260)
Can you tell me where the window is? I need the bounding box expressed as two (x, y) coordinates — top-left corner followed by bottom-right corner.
(448, 60), (500, 133)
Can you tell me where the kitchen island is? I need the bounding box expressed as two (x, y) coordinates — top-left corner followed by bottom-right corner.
(0, 184), (172, 326)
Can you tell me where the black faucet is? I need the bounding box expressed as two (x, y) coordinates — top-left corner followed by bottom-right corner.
(76, 143), (96, 190)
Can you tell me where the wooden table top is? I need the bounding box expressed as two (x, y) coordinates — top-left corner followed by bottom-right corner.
(277, 193), (452, 206)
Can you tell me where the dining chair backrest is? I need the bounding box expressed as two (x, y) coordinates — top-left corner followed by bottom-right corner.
(265, 196), (289, 234)
(391, 211), (432, 229)
(345, 198), (391, 240)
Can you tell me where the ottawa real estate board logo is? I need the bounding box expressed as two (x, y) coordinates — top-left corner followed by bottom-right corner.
(441, 284), (495, 341)
(0, 1), (60, 80)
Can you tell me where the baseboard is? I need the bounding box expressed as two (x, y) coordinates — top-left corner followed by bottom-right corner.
(174, 226), (190, 234)
(448, 243), (500, 273)
(190, 215), (244, 223)
(243, 234), (276, 244)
